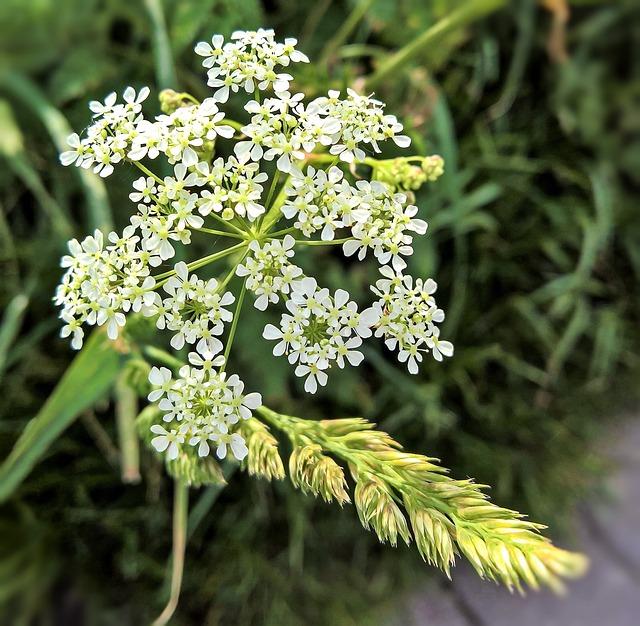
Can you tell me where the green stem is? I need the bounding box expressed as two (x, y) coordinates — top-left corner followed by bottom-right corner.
(206, 211), (247, 236)
(259, 181), (290, 235)
(218, 254), (247, 292)
(267, 226), (298, 238)
(142, 345), (185, 371)
(153, 241), (247, 283)
(222, 280), (247, 368)
(224, 118), (245, 132)
(195, 227), (245, 239)
(364, 0), (506, 91)
(288, 237), (352, 246)
(132, 160), (164, 185)
(152, 478), (188, 626)
(264, 169), (281, 211)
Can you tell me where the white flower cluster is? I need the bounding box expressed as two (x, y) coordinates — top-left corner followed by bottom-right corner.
(132, 97), (234, 165)
(234, 91), (339, 173)
(60, 88), (234, 177)
(313, 89), (410, 162)
(55, 228), (159, 349)
(195, 29), (309, 102)
(155, 262), (234, 352)
(372, 267), (453, 373)
(236, 235), (302, 310)
(194, 156), (268, 221)
(262, 278), (380, 392)
(148, 348), (261, 461)
(283, 167), (427, 270)
(56, 28), (453, 464)
(233, 88), (410, 174)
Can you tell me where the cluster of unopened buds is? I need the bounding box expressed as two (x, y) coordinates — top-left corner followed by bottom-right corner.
(56, 28), (451, 463)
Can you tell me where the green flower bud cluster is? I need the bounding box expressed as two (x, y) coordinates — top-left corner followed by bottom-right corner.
(421, 154), (444, 181)
(374, 154), (444, 191)
(166, 452), (226, 487)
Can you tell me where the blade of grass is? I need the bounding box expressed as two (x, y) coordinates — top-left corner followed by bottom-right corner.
(319, 0), (374, 68)
(0, 98), (73, 238)
(0, 71), (112, 232)
(0, 331), (122, 503)
(6, 153), (74, 239)
(0, 293), (28, 380)
(488, 0), (536, 120)
(144, 0), (178, 89)
(365, 0), (507, 91)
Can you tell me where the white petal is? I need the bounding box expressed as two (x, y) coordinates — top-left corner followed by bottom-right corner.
(262, 324), (281, 340)
(242, 392), (262, 410)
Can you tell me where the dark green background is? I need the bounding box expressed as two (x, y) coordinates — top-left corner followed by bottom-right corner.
(1, 1), (639, 624)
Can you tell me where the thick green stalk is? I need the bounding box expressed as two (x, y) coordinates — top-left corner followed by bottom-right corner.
(365, 0), (506, 91)
(115, 373), (140, 484)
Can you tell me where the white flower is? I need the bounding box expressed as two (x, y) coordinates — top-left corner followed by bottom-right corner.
(59, 133), (90, 167)
(216, 432), (248, 461)
(426, 327), (454, 362)
(148, 366), (173, 402)
(294, 363), (328, 393)
(130, 176), (157, 204)
(150, 424), (184, 460)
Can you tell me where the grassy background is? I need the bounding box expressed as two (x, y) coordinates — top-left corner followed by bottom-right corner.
(1, 0), (639, 624)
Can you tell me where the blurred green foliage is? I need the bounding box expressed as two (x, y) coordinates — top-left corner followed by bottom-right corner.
(0, 0), (639, 624)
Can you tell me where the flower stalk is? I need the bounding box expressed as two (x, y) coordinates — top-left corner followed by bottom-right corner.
(152, 478), (188, 626)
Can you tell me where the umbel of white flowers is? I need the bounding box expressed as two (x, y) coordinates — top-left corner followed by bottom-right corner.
(55, 28), (452, 462)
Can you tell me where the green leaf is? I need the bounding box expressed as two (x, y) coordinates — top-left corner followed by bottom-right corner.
(0, 332), (122, 503)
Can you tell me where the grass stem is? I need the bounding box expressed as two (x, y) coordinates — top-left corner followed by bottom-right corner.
(152, 478), (188, 626)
